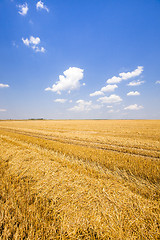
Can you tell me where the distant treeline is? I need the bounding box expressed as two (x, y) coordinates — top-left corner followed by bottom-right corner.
(28, 118), (44, 120)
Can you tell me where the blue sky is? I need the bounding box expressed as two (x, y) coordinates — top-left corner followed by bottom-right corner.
(0, 0), (160, 119)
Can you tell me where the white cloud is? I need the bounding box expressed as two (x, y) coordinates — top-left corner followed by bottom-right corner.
(36, 1), (49, 12)
(127, 91), (140, 96)
(124, 104), (143, 110)
(17, 3), (28, 16)
(0, 83), (9, 88)
(22, 36), (45, 53)
(90, 66), (143, 100)
(107, 76), (122, 84)
(119, 66), (143, 80)
(22, 36), (40, 46)
(69, 100), (101, 112)
(32, 46), (45, 53)
(90, 91), (104, 97)
(69, 100), (91, 112)
(0, 109), (7, 112)
(128, 80), (145, 86)
(54, 99), (67, 103)
(101, 84), (118, 92)
(90, 84), (118, 97)
(155, 81), (160, 84)
(98, 94), (122, 104)
(107, 105), (113, 108)
(30, 36), (40, 45)
(22, 38), (30, 46)
(106, 66), (143, 84)
(45, 67), (84, 94)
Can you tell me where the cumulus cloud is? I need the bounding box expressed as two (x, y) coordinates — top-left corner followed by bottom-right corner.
(69, 100), (101, 112)
(127, 91), (140, 96)
(69, 100), (91, 112)
(17, 3), (28, 16)
(106, 76), (122, 84)
(54, 99), (67, 103)
(22, 36), (45, 53)
(124, 104), (143, 110)
(101, 84), (118, 92)
(119, 66), (143, 80)
(90, 84), (118, 97)
(98, 94), (122, 104)
(106, 66), (143, 84)
(128, 80), (145, 86)
(155, 80), (160, 84)
(0, 109), (7, 112)
(36, 1), (49, 12)
(107, 105), (113, 108)
(0, 83), (9, 88)
(22, 37), (40, 46)
(30, 36), (40, 45)
(90, 91), (104, 97)
(90, 66), (143, 100)
(45, 67), (84, 94)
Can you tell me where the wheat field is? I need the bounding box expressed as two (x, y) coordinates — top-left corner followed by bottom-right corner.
(0, 120), (160, 239)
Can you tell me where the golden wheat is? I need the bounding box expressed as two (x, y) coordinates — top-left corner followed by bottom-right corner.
(0, 120), (160, 239)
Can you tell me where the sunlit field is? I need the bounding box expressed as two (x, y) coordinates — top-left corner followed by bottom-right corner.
(0, 120), (160, 239)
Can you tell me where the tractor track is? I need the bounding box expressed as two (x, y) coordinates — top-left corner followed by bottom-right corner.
(0, 127), (159, 160)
